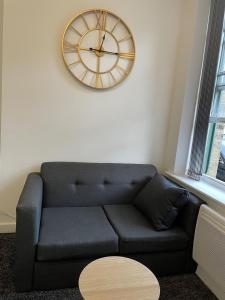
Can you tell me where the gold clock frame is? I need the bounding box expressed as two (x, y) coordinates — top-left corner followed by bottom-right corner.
(61, 9), (136, 90)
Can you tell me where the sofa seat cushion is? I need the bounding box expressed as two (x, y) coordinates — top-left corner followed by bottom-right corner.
(103, 204), (189, 254)
(37, 207), (118, 261)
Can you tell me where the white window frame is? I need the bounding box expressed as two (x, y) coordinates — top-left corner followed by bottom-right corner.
(201, 173), (225, 191)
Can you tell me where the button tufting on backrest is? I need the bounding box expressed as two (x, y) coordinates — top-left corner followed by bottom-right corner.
(103, 180), (111, 185)
(131, 181), (137, 185)
(41, 162), (157, 207)
(74, 180), (84, 185)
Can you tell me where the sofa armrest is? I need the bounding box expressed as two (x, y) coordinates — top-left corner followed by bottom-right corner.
(164, 177), (205, 272)
(164, 176), (204, 238)
(16, 173), (43, 292)
(176, 192), (205, 272)
(177, 193), (205, 238)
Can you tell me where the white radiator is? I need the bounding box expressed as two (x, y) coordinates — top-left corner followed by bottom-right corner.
(193, 204), (225, 300)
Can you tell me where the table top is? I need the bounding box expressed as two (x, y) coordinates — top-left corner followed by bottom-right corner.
(79, 256), (160, 300)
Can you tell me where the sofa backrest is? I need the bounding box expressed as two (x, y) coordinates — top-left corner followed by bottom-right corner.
(41, 162), (157, 207)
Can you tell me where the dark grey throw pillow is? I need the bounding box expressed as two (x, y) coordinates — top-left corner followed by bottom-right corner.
(133, 173), (189, 231)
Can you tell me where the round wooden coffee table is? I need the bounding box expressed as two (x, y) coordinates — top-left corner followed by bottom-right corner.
(79, 256), (160, 300)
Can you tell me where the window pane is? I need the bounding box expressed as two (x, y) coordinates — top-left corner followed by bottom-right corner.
(217, 74), (225, 87)
(205, 123), (225, 181)
(219, 40), (225, 71)
(217, 128), (225, 181)
(210, 90), (225, 119)
(203, 17), (225, 182)
(218, 23), (225, 71)
(217, 90), (225, 118)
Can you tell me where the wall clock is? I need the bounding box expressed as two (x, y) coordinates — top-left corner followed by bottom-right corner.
(62, 9), (135, 89)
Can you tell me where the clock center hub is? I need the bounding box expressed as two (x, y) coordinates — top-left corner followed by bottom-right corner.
(78, 29), (119, 73)
(95, 47), (105, 57)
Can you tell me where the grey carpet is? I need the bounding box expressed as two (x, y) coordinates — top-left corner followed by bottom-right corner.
(0, 234), (217, 300)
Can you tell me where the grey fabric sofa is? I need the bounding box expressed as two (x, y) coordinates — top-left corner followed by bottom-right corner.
(16, 162), (204, 291)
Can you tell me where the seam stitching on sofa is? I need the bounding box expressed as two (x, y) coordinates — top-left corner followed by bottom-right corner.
(101, 206), (121, 244)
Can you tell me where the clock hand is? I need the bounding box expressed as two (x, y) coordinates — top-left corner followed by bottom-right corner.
(65, 44), (98, 53)
(99, 33), (106, 51)
(98, 28), (102, 52)
(78, 47), (96, 52)
(76, 46), (112, 56)
(89, 48), (119, 55)
(89, 48), (135, 60)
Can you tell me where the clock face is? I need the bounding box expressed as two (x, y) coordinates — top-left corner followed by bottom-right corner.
(62, 9), (135, 89)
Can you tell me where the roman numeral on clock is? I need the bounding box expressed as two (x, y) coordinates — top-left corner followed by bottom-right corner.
(95, 10), (107, 30)
(81, 70), (88, 82)
(95, 73), (103, 88)
(68, 60), (80, 67)
(118, 52), (135, 60)
(81, 15), (90, 30)
(118, 34), (132, 43)
(109, 71), (116, 84)
(63, 41), (79, 53)
(111, 18), (121, 33)
(117, 65), (128, 75)
(70, 26), (82, 37)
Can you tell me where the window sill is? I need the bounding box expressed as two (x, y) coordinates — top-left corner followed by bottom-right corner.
(165, 171), (225, 215)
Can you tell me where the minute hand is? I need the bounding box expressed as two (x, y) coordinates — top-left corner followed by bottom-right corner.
(89, 48), (134, 59)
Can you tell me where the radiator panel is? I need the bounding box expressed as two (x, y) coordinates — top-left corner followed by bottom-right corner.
(193, 204), (225, 296)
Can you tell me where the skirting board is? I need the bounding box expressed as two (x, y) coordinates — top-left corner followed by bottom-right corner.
(0, 222), (16, 233)
(196, 266), (225, 300)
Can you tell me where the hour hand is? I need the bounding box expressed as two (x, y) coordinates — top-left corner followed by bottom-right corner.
(99, 33), (106, 51)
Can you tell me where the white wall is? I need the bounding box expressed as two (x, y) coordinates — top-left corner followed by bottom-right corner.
(0, 0), (7, 229)
(0, 0), (2, 107)
(0, 0), (185, 229)
(0, 0), (3, 133)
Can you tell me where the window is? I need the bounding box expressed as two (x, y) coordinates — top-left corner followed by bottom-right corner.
(203, 20), (225, 182)
(188, 0), (225, 182)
